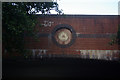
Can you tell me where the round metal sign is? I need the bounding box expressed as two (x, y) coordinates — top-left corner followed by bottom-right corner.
(52, 24), (76, 48)
(55, 28), (72, 45)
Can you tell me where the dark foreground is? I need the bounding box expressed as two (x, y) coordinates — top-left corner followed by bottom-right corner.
(2, 58), (120, 79)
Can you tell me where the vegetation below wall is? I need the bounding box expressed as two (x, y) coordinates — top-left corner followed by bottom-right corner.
(109, 25), (120, 45)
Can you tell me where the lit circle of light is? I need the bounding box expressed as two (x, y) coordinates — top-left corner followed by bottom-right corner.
(58, 31), (69, 41)
(55, 28), (72, 45)
(52, 24), (76, 48)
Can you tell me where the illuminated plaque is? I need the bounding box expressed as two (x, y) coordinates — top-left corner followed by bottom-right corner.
(58, 31), (68, 41)
(55, 29), (72, 45)
(52, 24), (76, 48)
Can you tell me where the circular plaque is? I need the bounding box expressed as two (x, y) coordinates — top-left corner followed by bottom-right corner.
(52, 24), (76, 48)
(58, 31), (68, 41)
(55, 29), (72, 45)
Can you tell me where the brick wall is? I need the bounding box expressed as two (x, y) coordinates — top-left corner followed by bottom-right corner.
(24, 15), (120, 60)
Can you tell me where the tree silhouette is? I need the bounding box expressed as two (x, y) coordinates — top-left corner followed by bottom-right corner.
(2, 2), (61, 56)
